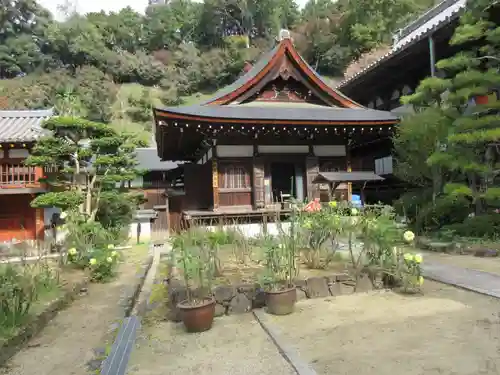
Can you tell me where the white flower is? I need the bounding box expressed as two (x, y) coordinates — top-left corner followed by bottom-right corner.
(89, 258), (97, 265)
(278, 243), (284, 249)
(59, 211), (67, 219)
(403, 230), (415, 243)
(107, 244), (115, 249)
(107, 257), (113, 263)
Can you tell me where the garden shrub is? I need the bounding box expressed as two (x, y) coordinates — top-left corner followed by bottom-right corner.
(443, 214), (500, 238)
(0, 262), (60, 329)
(395, 191), (470, 233)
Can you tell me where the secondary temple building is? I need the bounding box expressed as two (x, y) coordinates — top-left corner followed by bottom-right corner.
(154, 30), (399, 229)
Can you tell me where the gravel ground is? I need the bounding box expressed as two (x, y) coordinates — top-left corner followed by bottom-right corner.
(0, 245), (149, 375)
(126, 314), (296, 375)
(264, 281), (500, 375)
(421, 251), (500, 275)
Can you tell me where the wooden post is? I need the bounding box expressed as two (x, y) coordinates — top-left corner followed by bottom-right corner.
(212, 157), (219, 210)
(346, 136), (352, 202)
(35, 207), (44, 240)
(253, 156), (265, 209)
(306, 156), (319, 200)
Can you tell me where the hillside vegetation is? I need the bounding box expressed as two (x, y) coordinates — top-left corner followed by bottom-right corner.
(0, 0), (438, 143)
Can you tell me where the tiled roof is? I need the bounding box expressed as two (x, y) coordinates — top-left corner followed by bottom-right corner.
(0, 109), (53, 142)
(135, 148), (178, 171)
(157, 104), (399, 123)
(337, 0), (466, 88)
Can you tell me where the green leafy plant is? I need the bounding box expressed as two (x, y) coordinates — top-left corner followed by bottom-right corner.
(171, 230), (214, 305)
(0, 261), (60, 331)
(299, 202), (342, 269)
(259, 208), (300, 291)
(87, 245), (120, 282)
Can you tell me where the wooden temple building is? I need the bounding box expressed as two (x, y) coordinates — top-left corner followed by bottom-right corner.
(154, 30), (399, 229)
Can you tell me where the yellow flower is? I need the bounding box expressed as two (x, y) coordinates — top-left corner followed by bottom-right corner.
(414, 253), (423, 263)
(418, 276), (424, 286)
(107, 257), (113, 263)
(89, 258), (97, 265)
(404, 253), (414, 262)
(403, 230), (415, 243)
(68, 248), (77, 255)
(111, 251), (118, 257)
(107, 244), (115, 249)
(328, 201), (337, 208)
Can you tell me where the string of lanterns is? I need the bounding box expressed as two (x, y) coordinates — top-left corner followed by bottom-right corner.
(0, 143), (29, 149)
(158, 120), (395, 138)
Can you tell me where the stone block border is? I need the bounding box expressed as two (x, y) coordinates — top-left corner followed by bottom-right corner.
(166, 272), (375, 320)
(0, 277), (89, 367)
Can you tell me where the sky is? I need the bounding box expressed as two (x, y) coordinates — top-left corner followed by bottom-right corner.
(38, 0), (308, 19)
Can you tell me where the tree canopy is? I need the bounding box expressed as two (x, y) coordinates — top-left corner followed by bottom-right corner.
(0, 0), (438, 141)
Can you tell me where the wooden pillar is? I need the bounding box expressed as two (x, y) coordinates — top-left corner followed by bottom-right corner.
(306, 156), (319, 200)
(212, 157), (219, 211)
(428, 35), (436, 77)
(346, 136), (352, 202)
(35, 207), (44, 240)
(253, 156), (265, 209)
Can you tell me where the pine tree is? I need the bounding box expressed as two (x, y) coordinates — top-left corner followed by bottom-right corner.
(400, 0), (500, 216)
(434, 0), (500, 214)
(25, 117), (143, 221)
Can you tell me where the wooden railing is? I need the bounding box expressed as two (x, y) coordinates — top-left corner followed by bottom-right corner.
(0, 163), (42, 188)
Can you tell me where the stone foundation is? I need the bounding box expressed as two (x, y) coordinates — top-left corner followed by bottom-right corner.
(165, 272), (376, 321)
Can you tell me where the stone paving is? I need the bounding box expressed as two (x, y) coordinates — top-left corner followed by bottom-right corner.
(422, 261), (500, 299)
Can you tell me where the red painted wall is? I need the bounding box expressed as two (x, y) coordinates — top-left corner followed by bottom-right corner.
(0, 194), (38, 241)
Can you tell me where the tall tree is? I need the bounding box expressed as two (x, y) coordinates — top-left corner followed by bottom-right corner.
(0, 0), (52, 77)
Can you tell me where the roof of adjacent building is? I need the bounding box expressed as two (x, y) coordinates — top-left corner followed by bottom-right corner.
(135, 148), (178, 171)
(0, 109), (53, 142)
(337, 0), (466, 88)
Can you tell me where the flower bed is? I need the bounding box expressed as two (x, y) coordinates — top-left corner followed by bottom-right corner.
(165, 271), (375, 321)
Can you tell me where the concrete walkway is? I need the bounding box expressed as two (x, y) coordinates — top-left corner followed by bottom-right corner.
(422, 261), (500, 299)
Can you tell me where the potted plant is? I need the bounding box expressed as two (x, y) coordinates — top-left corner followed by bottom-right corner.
(260, 210), (299, 315)
(172, 230), (216, 333)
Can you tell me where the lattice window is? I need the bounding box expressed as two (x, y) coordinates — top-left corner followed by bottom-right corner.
(222, 165), (250, 189)
(0, 164), (36, 184)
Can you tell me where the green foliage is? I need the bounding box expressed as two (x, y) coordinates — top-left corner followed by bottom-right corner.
(0, 0), (439, 137)
(0, 261), (60, 331)
(171, 229), (215, 302)
(26, 117), (141, 229)
(259, 209), (300, 290)
(444, 213), (500, 238)
(298, 203), (342, 269)
(87, 247), (120, 282)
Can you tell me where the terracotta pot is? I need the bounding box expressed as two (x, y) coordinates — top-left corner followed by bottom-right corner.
(265, 286), (296, 315)
(177, 297), (216, 333)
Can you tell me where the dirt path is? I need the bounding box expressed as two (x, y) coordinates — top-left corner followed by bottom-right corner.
(263, 282), (500, 375)
(127, 314), (295, 375)
(0, 245), (149, 375)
